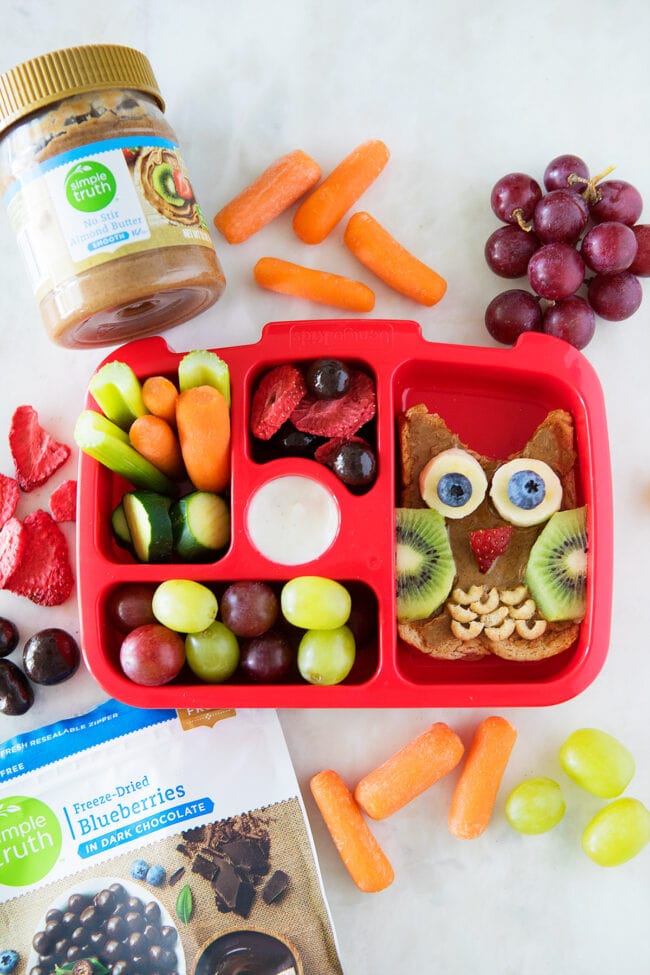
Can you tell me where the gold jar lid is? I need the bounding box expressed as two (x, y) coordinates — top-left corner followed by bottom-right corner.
(0, 43), (164, 135)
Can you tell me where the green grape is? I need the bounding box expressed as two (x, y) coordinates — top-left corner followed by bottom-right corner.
(152, 579), (218, 633)
(281, 576), (351, 630)
(582, 798), (650, 867)
(185, 621), (239, 683)
(505, 777), (566, 834)
(559, 728), (635, 798)
(297, 626), (356, 685)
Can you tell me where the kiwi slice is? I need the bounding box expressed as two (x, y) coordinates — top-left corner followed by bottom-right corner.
(151, 162), (184, 207)
(525, 506), (587, 621)
(395, 508), (456, 622)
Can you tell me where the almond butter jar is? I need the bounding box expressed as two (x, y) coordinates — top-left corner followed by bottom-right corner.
(0, 44), (226, 348)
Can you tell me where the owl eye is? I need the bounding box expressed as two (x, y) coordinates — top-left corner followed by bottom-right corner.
(419, 448), (488, 519)
(490, 458), (563, 527)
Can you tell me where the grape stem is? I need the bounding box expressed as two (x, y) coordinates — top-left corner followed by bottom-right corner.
(569, 163), (616, 205)
(512, 207), (532, 232)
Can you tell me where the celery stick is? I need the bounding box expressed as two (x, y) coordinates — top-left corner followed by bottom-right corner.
(74, 410), (175, 495)
(89, 361), (147, 429)
(178, 349), (231, 405)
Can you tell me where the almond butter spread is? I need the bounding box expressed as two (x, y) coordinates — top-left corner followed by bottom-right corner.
(0, 44), (225, 348)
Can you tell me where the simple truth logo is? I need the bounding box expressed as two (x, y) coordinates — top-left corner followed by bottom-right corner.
(0, 796), (62, 886)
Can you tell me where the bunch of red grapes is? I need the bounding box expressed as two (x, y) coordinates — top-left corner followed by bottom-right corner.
(484, 154), (650, 350)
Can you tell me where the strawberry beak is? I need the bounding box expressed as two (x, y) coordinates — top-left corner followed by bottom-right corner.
(468, 526), (514, 574)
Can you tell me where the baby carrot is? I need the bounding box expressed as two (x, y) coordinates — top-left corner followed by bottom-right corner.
(310, 769), (394, 893)
(448, 716), (518, 840)
(128, 414), (185, 481)
(175, 385), (230, 493)
(253, 256), (375, 311)
(214, 149), (322, 244)
(354, 722), (465, 820)
(344, 210), (447, 306)
(293, 139), (390, 244)
(142, 375), (179, 428)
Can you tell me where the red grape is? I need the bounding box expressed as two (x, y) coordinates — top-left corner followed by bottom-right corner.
(220, 580), (280, 637)
(119, 623), (186, 686)
(587, 271), (643, 321)
(485, 289), (542, 344)
(544, 154), (590, 192)
(484, 225), (540, 277)
(491, 173), (542, 225)
(581, 221), (638, 274)
(107, 583), (157, 633)
(629, 224), (650, 276)
(590, 179), (643, 225)
(542, 296), (596, 350)
(532, 189), (588, 244)
(528, 242), (585, 300)
(239, 630), (294, 682)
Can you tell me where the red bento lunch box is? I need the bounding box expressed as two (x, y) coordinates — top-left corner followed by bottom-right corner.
(76, 319), (613, 708)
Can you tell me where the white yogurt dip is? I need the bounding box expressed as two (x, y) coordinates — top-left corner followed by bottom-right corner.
(246, 475), (340, 565)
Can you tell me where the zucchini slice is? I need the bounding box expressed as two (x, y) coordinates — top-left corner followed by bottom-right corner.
(171, 491), (230, 560)
(122, 491), (173, 563)
(111, 501), (133, 551)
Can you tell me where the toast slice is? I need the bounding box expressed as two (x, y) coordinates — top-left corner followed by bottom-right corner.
(397, 406), (581, 661)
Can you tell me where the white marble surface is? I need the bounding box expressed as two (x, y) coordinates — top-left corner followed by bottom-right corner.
(1, 1), (650, 971)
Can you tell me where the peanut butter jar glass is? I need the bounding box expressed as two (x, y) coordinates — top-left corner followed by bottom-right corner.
(0, 44), (226, 347)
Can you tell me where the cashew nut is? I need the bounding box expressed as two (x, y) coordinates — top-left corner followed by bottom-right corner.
(470, 587), (500, 614)
(451, 619), (484, 641)
(508, 598), (537, 620)
(515, 619), (548, 640)
(484, 617), (516, 641)
(500, 584), (529, 606)
(447, 603), (479, 624)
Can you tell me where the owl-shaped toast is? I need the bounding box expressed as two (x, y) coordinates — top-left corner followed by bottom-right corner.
(396, 405), (587, 662)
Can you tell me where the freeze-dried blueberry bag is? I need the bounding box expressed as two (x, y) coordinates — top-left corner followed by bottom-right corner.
(0, 702), (343, 974)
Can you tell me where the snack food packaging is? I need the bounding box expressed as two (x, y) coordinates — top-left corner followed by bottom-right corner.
(0, 701), (344, 973)
(0, 44), (225, 348)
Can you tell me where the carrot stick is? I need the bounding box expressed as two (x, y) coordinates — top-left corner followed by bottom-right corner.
(214, 149), (322, 244)
(310, 770), (394, 893)
(128, 414), (185, 481)
(175, 385), (230, 493)
(142, 375), (179, 429)
(253, 257), (375, 311)
(344, 210), (447, 306)
(354, 722), (465, 820)
(293, 140), (390, 244)
(448, 716), (518, 839)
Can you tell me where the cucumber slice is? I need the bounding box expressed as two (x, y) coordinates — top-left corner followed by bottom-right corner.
(111, 501), (133, 551)
(170, 491), (230, 560)
(89, 361), (147, 429)
(75, 410), (176, 496)
(178, 350), (231, 406)
(122, 491), (174, 563)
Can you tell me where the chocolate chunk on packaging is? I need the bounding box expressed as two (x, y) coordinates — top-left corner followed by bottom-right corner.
(0, 702), (344, 974)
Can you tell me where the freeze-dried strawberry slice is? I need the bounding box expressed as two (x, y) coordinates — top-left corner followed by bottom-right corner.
(469, 526), (514, 573)
(250, 365), (307, 440)
(291, 369), (376, 438)
(49, 479), (77, 523)
(0, 473), (20, 529)
(5, 509), (74, 606)
(0, 517), (25, 589)
(9, 404), (71, 492)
